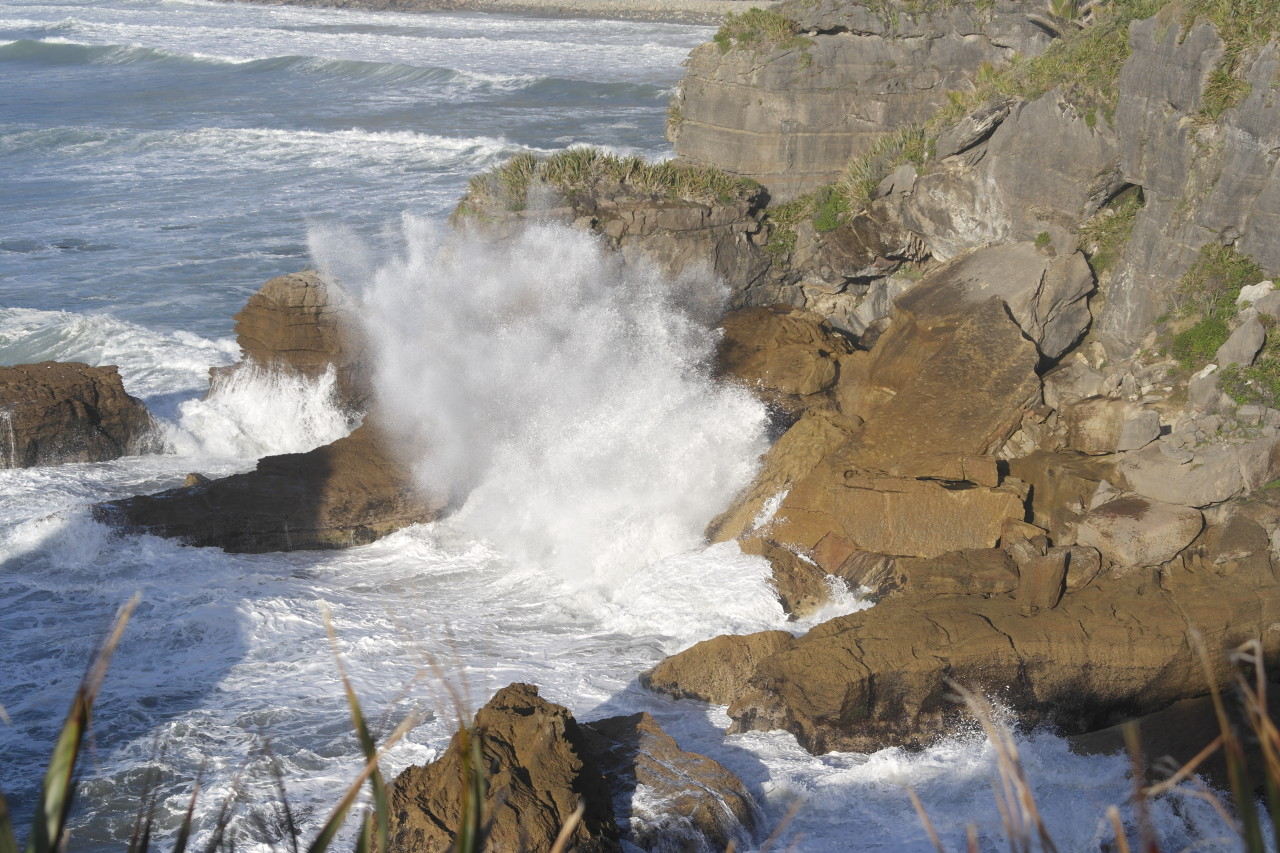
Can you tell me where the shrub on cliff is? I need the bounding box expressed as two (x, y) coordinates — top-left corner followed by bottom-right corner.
(459, 147), (760, 215)
(711, 7), (810, 53)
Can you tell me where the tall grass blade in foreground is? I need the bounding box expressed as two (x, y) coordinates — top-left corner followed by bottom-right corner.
(24, 594), (139, 853)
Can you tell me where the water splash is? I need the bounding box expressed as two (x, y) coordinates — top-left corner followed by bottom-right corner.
(309, 216), (768, 583)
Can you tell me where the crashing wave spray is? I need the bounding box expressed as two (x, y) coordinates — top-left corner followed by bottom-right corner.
(309, 216), (768, 582)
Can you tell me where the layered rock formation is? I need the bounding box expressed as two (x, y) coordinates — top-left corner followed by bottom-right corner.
(0, 361), (156, 468)
(668, 0), (1052, 201)
(95, 419), (441, 552)
(387, 684), (757, 853)
(212, 269), (370, 410)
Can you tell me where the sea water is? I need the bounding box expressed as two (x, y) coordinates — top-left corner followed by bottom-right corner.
(0, 0), (1237, 849)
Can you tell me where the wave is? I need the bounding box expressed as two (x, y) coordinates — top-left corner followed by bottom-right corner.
(0, 124), (539, 174)
(0, 36), (542, 91)
(0, 307), (238, 400)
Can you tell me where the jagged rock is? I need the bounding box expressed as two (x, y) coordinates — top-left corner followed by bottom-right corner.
(707, 408), (856, 543)
(739, 537), (832, 618)
(640, 631), (797, 706)
(669, 0), (1050, 201)
(888, 92), (1122, 261)
(216, 270), (370, 410)
(646, 551), (1280, 754)
(1118, 435), (1280, 508)
(0, 362), (155, 469)
(1063, 397), (1160, 454)
(387, 684), (620, 853)
(1216, 315), (1266, 367)
(94, 420), (441, 552)
(1098, 20), (1280, 354)
(1075, 496), (1204, 569)
(1187, 365), (1224, 412)
(1006, 451), (1119, 544)
(888, 548), (1019, 597)
(582, 713), (757, 853)
(1042, 356), (1107, 411)
(716, 306), (855, 419)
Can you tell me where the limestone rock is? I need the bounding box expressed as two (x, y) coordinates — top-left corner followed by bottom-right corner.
(1063, 397), (1160, 454)
(716, 306), (855, 418)
(739, 537), (833, 618)
(95, 420), (442, 552)
(582, 713), (757, 853)
(1075, 496), (1203, 569)
(1216, 315), (1266, 367)
(387, 684), (619, 853)
(891, 548), (1019, 597)
(669, 0), (1050, 201)
(1118, 435), (1280, 507)
(0, 361), (156, 468)
(217, 270), (370, 410)
(1042, 356), (1107, 411)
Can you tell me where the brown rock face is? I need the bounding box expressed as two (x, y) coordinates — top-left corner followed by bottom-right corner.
(216, 270), (370, 410)
(0, 362), (155, 468)
(646, 552), (1280, 754)
(388, 684), (619, 853)
(716, 306), (855, 419)
(387, 685), (758, 853)
(582, 713), (757, 853)
(94, 420), (440, 552)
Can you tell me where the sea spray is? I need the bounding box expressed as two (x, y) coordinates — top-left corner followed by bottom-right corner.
(310, 216), (769, 583)
(165, 363), (358, 460)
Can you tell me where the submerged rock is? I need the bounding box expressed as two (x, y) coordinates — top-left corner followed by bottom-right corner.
(95, 420), (441, 552)
(386, 684), (756, 853)
(0, 361), (156, 468)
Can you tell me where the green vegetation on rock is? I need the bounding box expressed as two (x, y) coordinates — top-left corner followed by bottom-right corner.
(1182, 0), (1280, 120)
(1168, 243), (1264, 368)
(461, 147), (760, 214)
(835, 124), (927, 216)
(712, 7), (811, 53)
(1078, 186), (1144, 273)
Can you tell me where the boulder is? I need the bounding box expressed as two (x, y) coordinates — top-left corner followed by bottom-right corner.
(582, 713), (757, 853)
(216, 270), (370, 410)
(1075, 496), (1204, 569)
(1118, 435), (1280, 507)
(387, 685), (758, 853)
(94, 420), (442, 552)
(1042, 356), (1107, 411)
(646, 554), (1280, 754)
(883, 242), (1094, 361)
(1216, 315), (1266, 367)
(716, 306), (855, 418)
(1063, 397), (1160, 454)
(0, 361), (155, 468)
(668, 0), (1050, 201)
(387, 684), (619, 853)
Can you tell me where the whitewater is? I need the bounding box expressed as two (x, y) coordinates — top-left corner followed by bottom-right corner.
(0, 0), (1235, 849)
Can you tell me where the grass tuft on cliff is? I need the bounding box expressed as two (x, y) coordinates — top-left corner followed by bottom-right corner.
(1181, 0), (1280, 120)
(712, 7), (811, 53)
(461, 147), (760, 214)
(1167, 243), (1264, 369)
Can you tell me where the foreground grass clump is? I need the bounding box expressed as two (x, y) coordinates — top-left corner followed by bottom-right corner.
(462, 147), (760, 213)
(712, 7), (811, 53)
(1169, 244), (1264, 368)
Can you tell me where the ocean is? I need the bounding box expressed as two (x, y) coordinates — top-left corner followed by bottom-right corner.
(0, 0), (1234, 849)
